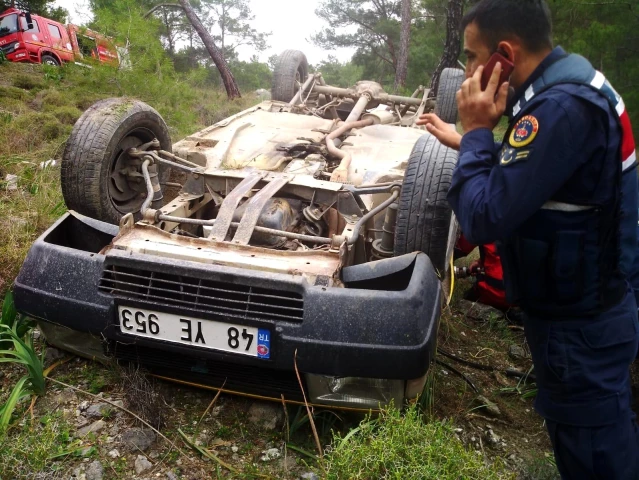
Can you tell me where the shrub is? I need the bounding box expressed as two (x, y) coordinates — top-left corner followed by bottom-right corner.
(12, 74), (44, 91)
(52, 106), (82, 126)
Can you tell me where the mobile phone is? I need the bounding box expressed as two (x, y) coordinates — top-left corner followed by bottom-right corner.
(480, 51), (514, 91)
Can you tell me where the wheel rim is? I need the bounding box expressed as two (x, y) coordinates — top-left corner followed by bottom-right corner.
(108, 128), (157, 215)
(43, 58), (57, 66)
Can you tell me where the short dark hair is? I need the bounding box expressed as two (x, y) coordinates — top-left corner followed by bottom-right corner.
(461, 0), (553, 53)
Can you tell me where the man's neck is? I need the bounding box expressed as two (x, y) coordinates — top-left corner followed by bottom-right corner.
(510, 49), (553, 90)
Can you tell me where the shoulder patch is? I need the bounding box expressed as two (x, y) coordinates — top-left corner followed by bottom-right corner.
(509, 115), (539, 148)
(499, 145), (533, 166)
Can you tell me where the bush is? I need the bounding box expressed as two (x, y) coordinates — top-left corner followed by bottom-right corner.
(52, 106), (82, 125)
(12, 74), (44, 91)
(0, 85), (29, 101)
(323, 403), (514, 479)
(41, 89), (69, 110)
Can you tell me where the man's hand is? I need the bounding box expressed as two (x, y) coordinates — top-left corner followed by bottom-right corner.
(457, 62), (509, 133)
(416, 113), (462, 151)
(330, 166), (348, 183)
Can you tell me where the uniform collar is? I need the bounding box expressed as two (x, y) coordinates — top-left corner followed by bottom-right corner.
(507, 46), (568, 119)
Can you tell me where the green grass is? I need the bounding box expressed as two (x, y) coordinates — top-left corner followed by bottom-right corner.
(0, 411), (77, 478)
(322, 403), (515, 479)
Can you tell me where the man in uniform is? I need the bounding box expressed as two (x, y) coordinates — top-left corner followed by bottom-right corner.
(422, 0), (639, 477)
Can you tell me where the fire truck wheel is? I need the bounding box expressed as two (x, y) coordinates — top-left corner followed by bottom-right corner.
(394, 134), (459, 278)
(434, 68), (465, 124)
(61, 98), (172, 225)
(271, 50), (309, 102)
(41, 54), (60, 66)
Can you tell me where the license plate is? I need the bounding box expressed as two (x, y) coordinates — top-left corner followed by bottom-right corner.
(117, 306), (271, 359)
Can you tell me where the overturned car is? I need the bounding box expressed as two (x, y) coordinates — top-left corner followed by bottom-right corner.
(14, 51), (464, 410)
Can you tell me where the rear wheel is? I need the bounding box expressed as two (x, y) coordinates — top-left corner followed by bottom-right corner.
(271, 50), (309, 102)
(61, 98), (172, 225)
(394, 134), (459, 279)
(434, 68), (465, 124)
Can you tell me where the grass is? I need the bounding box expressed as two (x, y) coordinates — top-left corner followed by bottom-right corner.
(322, 403), (515, 479)
(0, 411), (77, 479)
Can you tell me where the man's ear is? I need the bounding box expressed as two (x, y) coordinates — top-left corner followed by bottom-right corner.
(497, 41), (516, 62)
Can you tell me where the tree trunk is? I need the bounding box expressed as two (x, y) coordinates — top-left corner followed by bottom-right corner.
(177, 0), (241, 99)
(429, 0), (463, 96)
(394, 0), (411, 92)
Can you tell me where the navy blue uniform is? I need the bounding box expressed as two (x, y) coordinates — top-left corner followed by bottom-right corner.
(448, 47), (639, 479)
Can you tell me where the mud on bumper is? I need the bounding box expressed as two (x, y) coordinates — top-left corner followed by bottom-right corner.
(14, 212), (442, 409)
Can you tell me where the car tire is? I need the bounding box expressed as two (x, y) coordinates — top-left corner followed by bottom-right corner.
(61, 98), (172, 225)
(271, 50), (309, 102)
(41, 54), (60, 66)
(394, 134), (459, 277)
(434, 68), (465, 124)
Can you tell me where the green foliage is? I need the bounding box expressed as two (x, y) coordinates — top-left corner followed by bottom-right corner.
(323, 403), (514, 479)
(0, 411), (77, 477)
(550, 0), (639, 138)
(0, 323), (45, 431)
(0, 0), (67, 22)
(51, 105), (82, 125)
(12, 74), (44, 91)
(311, 56), (364, 88)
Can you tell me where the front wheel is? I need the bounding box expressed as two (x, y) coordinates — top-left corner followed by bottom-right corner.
(61, 98), (172, 224)
(41, 54), (60, 66)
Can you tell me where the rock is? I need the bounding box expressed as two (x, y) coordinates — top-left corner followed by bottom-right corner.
(255, 88), (271, 100)
(458, 299), (505, 322)
(32, 329), (41, 340)
(86, 403), (110, 418)
(280, 455), (297, 470)
(107, 449), (120, 459)
(260, 448), (281, 462)
(78, 420), (105, 437)
(44, 347), (66, 365)
(86, 461), (103, 480)
(5, 174), (18, 191)
(474, 395), (501, 418)
(79, 400), (90, 411)
(300, 473), (320, 480)
(122, 428), (157, 452)
(485, 429), (500, 445)
(52, 387), (77, 407)
(166, 473), (178, 480)
(509, 344), (529, 360)
(493, 371), (511, 387)
(247, 401), (284, 431)
(135, 455), (153, 474)
(80, 446), (94, 457)
(112, 400), (124, 409)
(231, 445), (239, 453)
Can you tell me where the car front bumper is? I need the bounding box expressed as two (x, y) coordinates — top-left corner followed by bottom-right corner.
(14, 212), (442, 409)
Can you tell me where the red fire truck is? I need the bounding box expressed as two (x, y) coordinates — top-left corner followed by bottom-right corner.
(0, 7), (120, 66)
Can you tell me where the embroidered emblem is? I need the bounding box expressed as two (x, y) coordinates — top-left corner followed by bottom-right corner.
(509, 115), (539, 148)
(500, 145), (532, 166)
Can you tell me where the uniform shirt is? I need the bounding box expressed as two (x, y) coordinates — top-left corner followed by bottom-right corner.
(448, 47), (619, 247)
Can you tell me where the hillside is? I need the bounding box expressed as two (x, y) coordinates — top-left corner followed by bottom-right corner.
(0, 61), (256, 296)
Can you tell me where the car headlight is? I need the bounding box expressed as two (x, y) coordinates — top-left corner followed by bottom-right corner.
(4, 42), (20, 53)
(305, 374), (405, 409)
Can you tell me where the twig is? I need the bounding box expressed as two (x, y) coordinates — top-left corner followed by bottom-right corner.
(434, 358), (480, 393)
(293, 349), (323, 457)
(47, 377), (190, 460)
(195, 379), (225, 435)
(437, 348), (495, 372)
(178, 428), (251, 477)
(466, 413), (512, 426)
(505, 368), (536, 383)
(281, 394), (290, 442)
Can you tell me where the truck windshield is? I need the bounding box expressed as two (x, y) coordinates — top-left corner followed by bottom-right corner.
(0, 13), (18, 37)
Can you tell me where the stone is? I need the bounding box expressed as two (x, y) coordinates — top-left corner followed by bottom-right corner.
(474, 395), (501, 418)
(166, 473), (178, 480)
(493, 371), (511, 387)
(135, 455), (153, 474)
(300, 473), (320, 480)
(231, 445), (239, 453)
(509, 344), (529, 360)
(281, 455), (297, 470)
(247, 401), (284, 431)
(52, 387), (77, 407)
(85, 461), (103, 480)
(79, 400), (90, 411)
(260, 448), (281, 462)
(107, 449), (120, 459)
(122, 428), (157, 452)
(86, 403), (110, 418)
(44, 347), (66, 365)
(5, 174), (18, 191)
(458, 299), (505, 323)
(78, 420), (105, 437)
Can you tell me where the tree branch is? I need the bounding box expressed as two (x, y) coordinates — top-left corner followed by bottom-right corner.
(144, 3), (183, 19)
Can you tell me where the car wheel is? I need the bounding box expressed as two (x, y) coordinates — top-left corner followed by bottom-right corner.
(434, 68), (465, 124)
(41, 54), (60, 66)
(61, 98), (172, 225)
(394, 134), (459, 279)
(271, 50), (309, 102)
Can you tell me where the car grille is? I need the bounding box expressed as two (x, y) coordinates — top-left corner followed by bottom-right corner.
(110, 342), (305, 401)
(99, 265), (304, 322)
